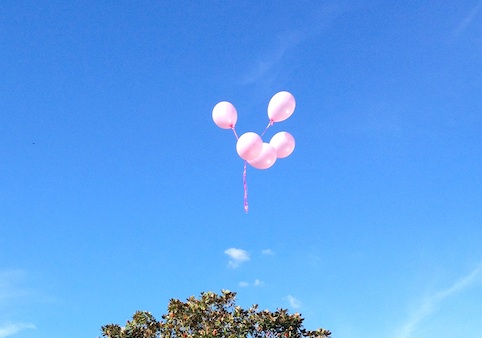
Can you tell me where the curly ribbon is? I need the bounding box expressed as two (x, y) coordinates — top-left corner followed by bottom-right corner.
(231, 121), (274, 214)
(232, 127), (248, 213)
(243, 161), (248, 213)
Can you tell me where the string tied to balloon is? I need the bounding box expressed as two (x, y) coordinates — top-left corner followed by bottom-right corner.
(261, 120), (274, 137)
(231, 126), (239, 140)
(212, 91), (297, 213)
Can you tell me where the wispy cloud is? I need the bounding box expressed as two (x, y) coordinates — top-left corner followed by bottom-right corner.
(262, 249), (275, 256)
(0, 323), (36, 338)
(0, 269), (29, 302)
(224, 248), (250, 268)
(238, 279), (264, 288)
(451, 2), (482, 38)
(284, 295), (301, 309)
(240, 3), (343, 86)
(0, 270), (37, 337)
(240, 32), (300, 85)
(395, 262), (482, 338)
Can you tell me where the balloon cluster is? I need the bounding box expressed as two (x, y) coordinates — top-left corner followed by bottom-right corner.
(212, 91), (296, 212)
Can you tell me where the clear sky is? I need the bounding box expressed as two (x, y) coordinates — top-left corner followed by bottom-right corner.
(1, 1), (482, 337)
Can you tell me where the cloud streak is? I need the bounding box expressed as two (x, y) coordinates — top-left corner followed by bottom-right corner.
(238, 279), (263, 287)
(240, 32), (299, 85)
(224, 248), (250, 268)
(451, 2), (482, 38)
(0, 323), (36, 338)
(284, 295), (301, 309)
(395, 262), (482, 338)
(0, 269), (29, 303)
(240, 3), (343, 86)
(0, 270), (36, 338)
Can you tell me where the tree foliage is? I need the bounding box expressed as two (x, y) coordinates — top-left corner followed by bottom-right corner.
(101, 290), (331, 338)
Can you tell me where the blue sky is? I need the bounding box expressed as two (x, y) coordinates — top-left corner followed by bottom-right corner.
(1, 1), (482, 337)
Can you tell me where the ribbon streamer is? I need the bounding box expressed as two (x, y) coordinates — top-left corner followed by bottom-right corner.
(243, 161), (248, 213)
(232, 127), (249, 213)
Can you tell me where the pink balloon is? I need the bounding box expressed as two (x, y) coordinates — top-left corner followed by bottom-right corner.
(269, 131), (295, 158)
(236, 132), (263, 161)
(248, 143), (277, 170)
(267, 91), (296, 123)
(212, 101), (238, 129)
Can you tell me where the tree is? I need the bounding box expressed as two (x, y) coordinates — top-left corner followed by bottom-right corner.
(101, 290), (331, 338)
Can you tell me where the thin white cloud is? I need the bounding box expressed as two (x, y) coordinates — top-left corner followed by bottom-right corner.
(240, 33), (298, 85)
(262, 249), (274, 256)
(0, 269), (29, 302)
(239, 279), (263, 287)
(452, 2), (482, 38)
(395, 262), (482, 338)
(224, 248), (250, 268)
(254, 279), (263, 287)
(284, 295), (301, 309)
(240, 3), (343, 86)
(0, 270), (37, 337)
(0, 322), (36, 338)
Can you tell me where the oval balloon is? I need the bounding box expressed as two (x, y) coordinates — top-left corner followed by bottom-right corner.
(236, 132), (263, 161)
(267, 91), (295, 123)
(212, 101), (237, 129)
(248, 143), (277, 170)
(269, 131), (295, 158)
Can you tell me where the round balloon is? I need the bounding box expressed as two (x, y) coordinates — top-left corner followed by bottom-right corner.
(267, 91), (295, 123)
(269, 131), (295, 158)
(248, 143), (277, 170)
(236, 132), (263, 161)
(212, 101), (237, 129)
